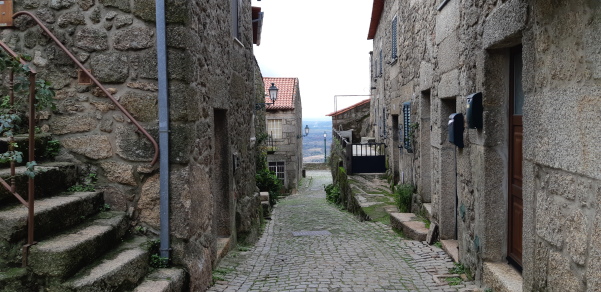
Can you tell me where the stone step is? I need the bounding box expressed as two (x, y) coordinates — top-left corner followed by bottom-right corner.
(441, 239), (459, 262)
(0, 191), (104, 243)
(29, 211), (129, 279)
(62, 236), (150, 292)
(0, 161), (80, 204)
(483, 261), (523, 292)
(422, 203), (433, 221)
(215, 237), (231, 266)
(133, 268), (187, 292)
(389, 212), (428, 241)
(0, 133), (54, 165)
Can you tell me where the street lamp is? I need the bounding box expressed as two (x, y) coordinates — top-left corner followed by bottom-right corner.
(323, 131), (327, 163)
(299, 125), (309, 138)
(255, 83), (278, 110)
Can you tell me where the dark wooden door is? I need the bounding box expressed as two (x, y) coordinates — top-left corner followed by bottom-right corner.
(508, 47), (523, 269)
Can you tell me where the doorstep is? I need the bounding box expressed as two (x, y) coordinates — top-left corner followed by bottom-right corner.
(482, 261), (523, 292)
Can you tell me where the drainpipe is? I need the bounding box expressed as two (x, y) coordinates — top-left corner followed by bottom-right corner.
(156, 0), (170, 262)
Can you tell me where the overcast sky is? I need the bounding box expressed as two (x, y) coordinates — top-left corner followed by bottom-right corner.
(252, 0), (374, 119)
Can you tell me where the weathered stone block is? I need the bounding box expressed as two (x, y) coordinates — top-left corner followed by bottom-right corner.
(57, 11), (85, 28)
(535, 193), (563, 248)
(74, 27), (108, 52)
(115, 15), (133, 29)
(114, 27), (154, 51)
(78, 0), (95, 11)
(99, 0), (131, 12)
(137, 174), (159, 228)
(36, 8), (56, 24)
(547, 251), (585, 291)
(438, 69), (459, 98)
(90, 52), (129, 83)
(62, 135), (113, 159)
(119, 91), (158, 122)
(565, 209), (588, 266)
(115, 125), (156, 162)
(167, 26), (189, 49)
(435, 0), (459, 44)
(169, 81), (198, 122)
(132, 0), (187, 23)
(482, 1), (528, 49)
(100, 161), (137, 186)
(49, 0), (76, 10)
(437, 31), (460, 74)
(49, 115), (97, 134)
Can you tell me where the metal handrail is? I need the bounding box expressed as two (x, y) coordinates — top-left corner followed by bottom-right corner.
(0, 40), (37, 266)
(13, 11), (159, 166)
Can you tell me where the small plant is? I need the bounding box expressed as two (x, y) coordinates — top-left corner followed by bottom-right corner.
(99, 203), (111, 212)
(44, 139), (60, 158)
(393, 183), (414, 213)
(445, 276), (462, 286)
(68, 172), (97, 192)
(434, 241), (442, 249)
(150, 254), (168, 269)
(449, 262), (473, 281)
(324, 183), (340, 204)
(146, 239), (169, 269)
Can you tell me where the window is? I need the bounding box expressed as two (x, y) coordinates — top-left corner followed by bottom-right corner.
(267, 119), (283, 139)
(268, 161), (285, 182)
(403, 102), (413, 153)
(391, 16), (398, 60)
(231, 0), (241, 39)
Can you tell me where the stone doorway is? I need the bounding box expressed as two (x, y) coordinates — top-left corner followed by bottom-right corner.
(212, 109), (231, 238)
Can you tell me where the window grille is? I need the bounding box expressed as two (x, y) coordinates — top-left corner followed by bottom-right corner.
(403, 102), (413, 153)
(391, 17), (398, 60)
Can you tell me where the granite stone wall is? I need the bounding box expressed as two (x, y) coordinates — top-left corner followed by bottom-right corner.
(369, 0), (601, 289)
(2, 1), (264, 290)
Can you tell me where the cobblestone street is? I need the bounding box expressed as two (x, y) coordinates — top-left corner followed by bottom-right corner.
(208, 170), (462, 292)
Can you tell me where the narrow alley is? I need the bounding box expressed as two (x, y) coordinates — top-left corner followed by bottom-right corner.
(208, 170), (465, 292)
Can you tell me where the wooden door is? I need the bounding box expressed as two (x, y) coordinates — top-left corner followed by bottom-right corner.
(508, 47), (523, 269)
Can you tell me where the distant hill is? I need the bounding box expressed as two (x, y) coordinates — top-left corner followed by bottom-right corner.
(302, 119), (332, 163)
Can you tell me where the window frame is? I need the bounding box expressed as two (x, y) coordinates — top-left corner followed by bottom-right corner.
(267, 119), (283, 140)
(268, 161), (285, 183)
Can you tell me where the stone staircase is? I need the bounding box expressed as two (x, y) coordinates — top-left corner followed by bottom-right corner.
(0, 137), (187, 291)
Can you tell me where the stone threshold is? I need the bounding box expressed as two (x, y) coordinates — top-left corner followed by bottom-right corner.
(441, 239), (459, 262)
(215, 237), (231, 266)
(483, 261), (523, 292)
(389, 212), (428, 241)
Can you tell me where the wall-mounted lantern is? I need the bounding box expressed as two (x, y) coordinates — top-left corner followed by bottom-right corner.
(255, 83), (278, 110)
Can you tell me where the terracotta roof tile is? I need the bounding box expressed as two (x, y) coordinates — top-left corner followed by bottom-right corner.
(263, 77), (298, 110)
(326, 99), (370, 116)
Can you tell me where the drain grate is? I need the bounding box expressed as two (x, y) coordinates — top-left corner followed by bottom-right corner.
(291, 230), (332, 237)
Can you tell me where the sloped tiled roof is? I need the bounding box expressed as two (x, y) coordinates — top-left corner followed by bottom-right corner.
(263, 77), (298, 110)
(367, 0), (384, 40)
(326, 99), (370, 117)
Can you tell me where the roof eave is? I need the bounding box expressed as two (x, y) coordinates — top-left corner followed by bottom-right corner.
(367, 0), (384, 40)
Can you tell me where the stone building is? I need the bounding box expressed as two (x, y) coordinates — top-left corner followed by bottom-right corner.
(326, 99), (371, 143)
(0, 0), (268, 290)
(367, 0), (601, 290)
(263, 77), (303, 192)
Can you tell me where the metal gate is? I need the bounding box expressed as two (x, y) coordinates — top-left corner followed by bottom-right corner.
(351, 143), (386, 173)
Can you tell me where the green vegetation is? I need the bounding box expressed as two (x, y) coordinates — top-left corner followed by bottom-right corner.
(145, 239), (169, 269)
(212, 267), (234, 284)
(445, 276), (462, 286)
(324, 183), (340, 204)
(68, 173), (97, 192)
(362, 203), (391, 225)
(434, 241), (442, 249)
(449, 262), (473, 281)
(44, 139), (60, 158)
(256, 133), (283, 206)
(393, 183), (415, 213)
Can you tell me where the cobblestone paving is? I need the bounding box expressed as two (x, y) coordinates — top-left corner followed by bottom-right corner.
(208, 170), (462, 292)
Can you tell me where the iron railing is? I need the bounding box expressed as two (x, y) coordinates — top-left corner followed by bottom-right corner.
(0, 12), (160, 266)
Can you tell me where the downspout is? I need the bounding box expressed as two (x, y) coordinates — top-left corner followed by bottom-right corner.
(155, 0), (170, 262)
